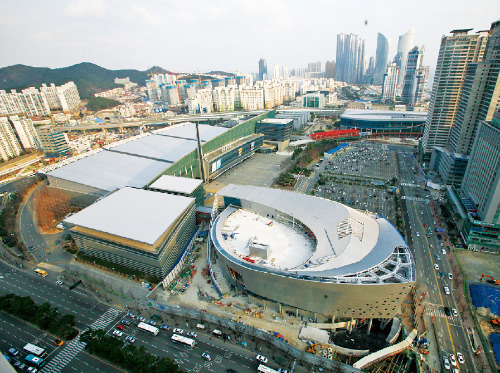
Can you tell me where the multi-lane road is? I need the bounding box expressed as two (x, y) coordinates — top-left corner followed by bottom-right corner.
(398, 151), (477, 372)
(0, 261), (286, 373)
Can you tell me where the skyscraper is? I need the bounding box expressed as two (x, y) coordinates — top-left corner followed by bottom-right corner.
(461, 110), (500, 226)
(395, 28), (415, 86)
(381, 63), (400, 103)
(402, 46), (429, 107)
(325, 61), (336, 79)
(273, 64), (281, 80)
(430, 21), (500, 186)
(448, 21), (500, 155)
(421, 28), (489, 160)
(335, 33), (365, 84)
(258, 58), (268, 81)
(374, 33), (391, 85)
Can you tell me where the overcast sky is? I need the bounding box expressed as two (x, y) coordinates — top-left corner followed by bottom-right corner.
(0, 0), (497, 75)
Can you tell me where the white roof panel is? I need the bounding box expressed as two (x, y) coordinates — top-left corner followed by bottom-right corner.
(110, 134), (197, 163)
(65, 187), (194, 245)
(149, 175), (202, 194)
(154, 122), (228, 142)
(47, 151), (169, 192)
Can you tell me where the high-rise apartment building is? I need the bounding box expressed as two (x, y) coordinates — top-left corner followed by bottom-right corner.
(421, 28), (489, 161)
(241, 87), (265, 110)
(325, 61), (336, 79)
(381, 63), (400, 103)
(0, 115), (41, 161)
(273, 64), (281, 80)
(374, 33), (391, 85)
(9, 115), (41, 151)
(212, 86), (235, 112)
(258, 58), (268, 81)
(0, 117), (23, 161)
(335, 33), (365, 83)
(431, 21), (500, 186)
(308, 61), (322, 73)
(282, 65), (289, 79)
(0, 82), (81, 117)
(395, 28), (415, 86)
(448, 21), (500, 156)
(402, 46), (429, 107)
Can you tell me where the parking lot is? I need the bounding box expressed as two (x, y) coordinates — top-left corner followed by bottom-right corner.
(313, 143), (398, 226)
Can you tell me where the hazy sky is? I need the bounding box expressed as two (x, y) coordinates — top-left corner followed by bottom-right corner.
(0, 0), (497, 75)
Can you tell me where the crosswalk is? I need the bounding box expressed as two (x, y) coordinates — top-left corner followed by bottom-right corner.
(401, 196), (429, 203)
(425, 308), (458, 321)
(41, 308), (122, 373)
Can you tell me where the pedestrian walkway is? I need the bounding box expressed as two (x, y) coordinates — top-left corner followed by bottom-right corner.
(41, 308), (122, 373)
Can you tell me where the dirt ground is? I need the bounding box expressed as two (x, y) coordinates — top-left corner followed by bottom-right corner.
(454, 249), (500, 282)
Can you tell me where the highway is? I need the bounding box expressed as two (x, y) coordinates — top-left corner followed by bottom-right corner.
(398, 151), (477, 373)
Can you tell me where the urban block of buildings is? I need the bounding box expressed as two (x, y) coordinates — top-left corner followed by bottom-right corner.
(0, 81), (81, 117)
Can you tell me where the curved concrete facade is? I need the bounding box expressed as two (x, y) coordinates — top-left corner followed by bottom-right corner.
(210, 185), (415, 318)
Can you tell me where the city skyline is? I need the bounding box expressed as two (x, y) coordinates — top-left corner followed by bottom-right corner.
(0, 0), (497, 76)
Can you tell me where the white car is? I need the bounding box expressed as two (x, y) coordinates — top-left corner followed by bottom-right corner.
(434, 264), (440, 270)
(27, 368), (38, 373)
(443, 356), (451, 370)
(440, 242), (444, 247)
(452, 309), (458, 317)
(442, 248), (446, 254)
(256, 355), (268, 363)
(112, 330), (123, 337)
(449, 353), (456, 366)
(173, 328), (184, 334)
(201, 352), (211, 361)
(55, 280), (63, 285)
(448, 273), (453, 280)
(186, 331), (197, 338)
(444, 286), (450, 295)
(457, 352), (464, 364)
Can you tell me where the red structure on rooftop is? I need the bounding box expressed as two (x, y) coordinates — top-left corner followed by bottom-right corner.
(310, 129), (360, 141)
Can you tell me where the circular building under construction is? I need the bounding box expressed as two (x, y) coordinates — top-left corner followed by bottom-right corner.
(209, 184), (415, 319)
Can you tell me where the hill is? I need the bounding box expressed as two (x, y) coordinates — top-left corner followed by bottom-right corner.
(0, 63), (173, 99)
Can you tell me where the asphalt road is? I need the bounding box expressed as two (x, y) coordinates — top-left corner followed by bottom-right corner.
(398, 151), (477, 373)
(0, 262), (290, 373)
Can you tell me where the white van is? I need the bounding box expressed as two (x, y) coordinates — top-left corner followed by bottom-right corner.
(212, 329), (222, 337)
(196, 324), (206, 330)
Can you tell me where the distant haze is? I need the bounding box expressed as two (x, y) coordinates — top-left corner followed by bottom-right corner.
(0, 0), (497, 78)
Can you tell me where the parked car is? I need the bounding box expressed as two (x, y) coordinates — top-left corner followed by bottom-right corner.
(125, 336), (136, 343)
(116, 324), (125, 330)
(160, 325), (170, 330)
(137, 316), (145, 322)
(122, 319), (131, 326)
(147, 320), (156, 326)
(457, 352), (465, 364)
(113, 330), (123, 336)
(8, 348), (19, 356)
(186, 331), (197, 338)
(449, 353), (457, 366)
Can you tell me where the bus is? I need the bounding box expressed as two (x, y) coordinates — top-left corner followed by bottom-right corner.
(171, 334), (196, 347)
(23, 343), (47, 358)
(25, 354), (46, 368)
(257, 364), (279, 373)
(137, 322), (159, 336)
(34, 268), (48, 277)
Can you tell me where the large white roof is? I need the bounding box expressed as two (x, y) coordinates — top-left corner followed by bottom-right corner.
(214, 184), (408, 277)
(47, 123), (228, 191)
(150, 175), (202, 194)
(48, 151), (169, 192)
(340, 109), (427, 122)
(65, 187), (194, 245)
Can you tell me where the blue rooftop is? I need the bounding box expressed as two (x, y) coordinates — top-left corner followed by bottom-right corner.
(326, 143), (350, 155)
